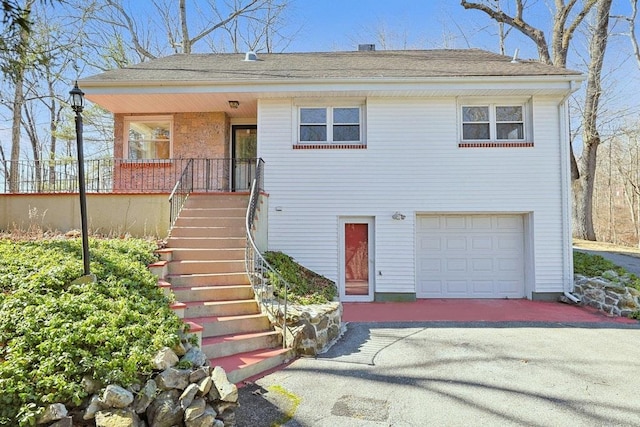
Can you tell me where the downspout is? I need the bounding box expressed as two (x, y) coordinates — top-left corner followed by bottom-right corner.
(559, 80), (581, 303)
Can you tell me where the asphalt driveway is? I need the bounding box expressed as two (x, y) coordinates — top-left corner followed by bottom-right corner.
(237, 321), (640, 426)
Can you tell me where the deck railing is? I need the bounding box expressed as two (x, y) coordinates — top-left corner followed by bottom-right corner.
(0, 158), (257, 194)
(244, 159), (293, 348)
(168, 159), (194, 229)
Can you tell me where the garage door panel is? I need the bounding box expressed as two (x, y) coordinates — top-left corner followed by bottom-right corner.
(419, 236), (442, 250)
(446, 259), (467, 272)
(445, 216), (467, 229)
(446, 237), (467, 250)
(473, 281), (495, 294)
(416, 214), (525, 298)
(471, 258), (493, 272)
(496, 216), (524, 230)
(420, 280), (443, 296)
(471, 236), (493, 250)
(446, 280), (469, 294)
(419, 216), (442, 230)
(470, 216), (492, 229)
(497, 235), (521, 250)
(419, 258), (442, 273)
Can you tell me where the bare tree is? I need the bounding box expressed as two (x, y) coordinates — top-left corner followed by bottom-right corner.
(77, 0), (295, 61)
(461, 0), (612, 241)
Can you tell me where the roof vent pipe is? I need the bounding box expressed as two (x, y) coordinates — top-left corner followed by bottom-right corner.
(244, 51), (258, 61)
(510, 48), (520, 63)
(358, 44), (375, 51)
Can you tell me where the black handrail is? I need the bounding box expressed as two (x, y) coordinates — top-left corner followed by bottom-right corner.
(244, 159), (293, 348)
(169, 159), (194, 230)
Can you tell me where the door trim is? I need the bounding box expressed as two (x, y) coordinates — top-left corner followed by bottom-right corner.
(338, 216), (375, 302)
(231, 124), (257, 191)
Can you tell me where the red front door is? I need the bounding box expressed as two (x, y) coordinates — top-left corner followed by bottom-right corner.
(345, 223), (369, 296)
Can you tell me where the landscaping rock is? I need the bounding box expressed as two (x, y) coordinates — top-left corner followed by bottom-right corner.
(152, 347), (179, 371)
(573, 274), (640, 317)
(156, 367), (190, 390)
(197, 376), (213, 396)
(182, 347), (207, 368)
(49, 417), (73, 427)
(95, 409), (140, 427)
(211, 367), (238, 403)
(84, 395), (105, 420)
(189, 366), (210, 383)
(103, 385), (134, 409)
(133, 379), (157, 414)
(37, 403), (67, 424)
(185, 406), (217, 427)
(82, 375), (103, 394)
(179, 383), (200, 410)
(146, 390), (183, 427)
(184, 398), (207, 421)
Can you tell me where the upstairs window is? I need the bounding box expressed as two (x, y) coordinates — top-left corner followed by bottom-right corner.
(299, 106), (363, 144)
(462, 105), (525, 141)
(124, 116), (172, 160)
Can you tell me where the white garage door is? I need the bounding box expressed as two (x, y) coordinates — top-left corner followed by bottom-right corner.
(416, 214), (525, 298)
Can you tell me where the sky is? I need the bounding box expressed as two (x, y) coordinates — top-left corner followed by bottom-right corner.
(285, 1), (632, 59)
(2, 0), (640, 153)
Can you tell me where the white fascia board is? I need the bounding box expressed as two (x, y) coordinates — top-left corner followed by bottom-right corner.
(80, 74), (584, 97)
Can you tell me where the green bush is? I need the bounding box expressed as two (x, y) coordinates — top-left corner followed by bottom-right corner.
(263, 251), (337, 305)
(0, 238), (184, 426)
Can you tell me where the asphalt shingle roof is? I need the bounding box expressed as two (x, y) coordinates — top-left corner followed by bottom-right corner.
(83, 49), (581, 84)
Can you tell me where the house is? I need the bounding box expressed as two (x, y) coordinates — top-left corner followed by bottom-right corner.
(12, 47), (583, 303)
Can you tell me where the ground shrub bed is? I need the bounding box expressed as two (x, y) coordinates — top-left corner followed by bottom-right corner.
(573, 251), (640, 291)
(0, 238), (184, 426)
(263, 251), (337, 304)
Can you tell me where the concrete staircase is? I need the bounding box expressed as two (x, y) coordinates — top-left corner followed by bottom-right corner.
(156, 193), (293, 384)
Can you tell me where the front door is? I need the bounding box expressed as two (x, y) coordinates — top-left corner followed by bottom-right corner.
(231, 125), (257, 191)
(340, 217), (375, 301)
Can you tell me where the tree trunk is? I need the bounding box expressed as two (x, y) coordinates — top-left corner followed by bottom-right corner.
(572, 0), (613, 240)
(573, 141), (598, 239)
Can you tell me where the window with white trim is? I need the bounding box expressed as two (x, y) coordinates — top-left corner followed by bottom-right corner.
(298, 106), (363, 144)
(124, 116), (173, 160)
(462, 104), (525, 141)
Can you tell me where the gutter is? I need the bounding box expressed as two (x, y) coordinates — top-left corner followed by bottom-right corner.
(558, 79), (582, 302)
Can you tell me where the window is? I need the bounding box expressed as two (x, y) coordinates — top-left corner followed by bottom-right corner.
(124, 116), (172, 160)
(462, 105), (525, 141)
(299, 106), (362, 144)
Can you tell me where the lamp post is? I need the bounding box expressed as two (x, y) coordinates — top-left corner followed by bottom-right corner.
(70, 81), (91, 277)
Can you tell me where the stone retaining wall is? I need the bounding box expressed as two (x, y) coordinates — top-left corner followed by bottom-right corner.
(282, 302), (344, 357)
(573, 271), (640, 317)
(37, 343), (238, 427)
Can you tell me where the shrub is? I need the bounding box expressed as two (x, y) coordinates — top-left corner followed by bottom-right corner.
(0, 238), (184, 426)
(263, 251), (337, 304)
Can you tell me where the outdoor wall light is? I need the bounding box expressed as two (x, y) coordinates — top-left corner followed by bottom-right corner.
(392, 212), (406, 220)
(228, 100), (240, 109)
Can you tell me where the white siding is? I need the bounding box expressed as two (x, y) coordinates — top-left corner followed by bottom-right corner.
(258, 96), (569, 297)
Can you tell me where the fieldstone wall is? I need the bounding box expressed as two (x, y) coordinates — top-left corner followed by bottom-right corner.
(37, 344), (238, 427)
(573, 271), (640, 317)
(285, 302), (344, 356)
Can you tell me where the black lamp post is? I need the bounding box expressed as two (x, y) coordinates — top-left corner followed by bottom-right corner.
(70, 81), (91, 277)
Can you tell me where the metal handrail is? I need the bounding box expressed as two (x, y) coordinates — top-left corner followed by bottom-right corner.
(168, 159), (194, 230)
(244, 159), (293, 348)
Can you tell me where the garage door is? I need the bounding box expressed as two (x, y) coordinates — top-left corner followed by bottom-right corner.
(416, 214), (525, 298)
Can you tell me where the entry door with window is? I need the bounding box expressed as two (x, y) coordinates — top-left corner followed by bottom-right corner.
(232, 125), (257, 191)
(339, 217), (375, 301)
